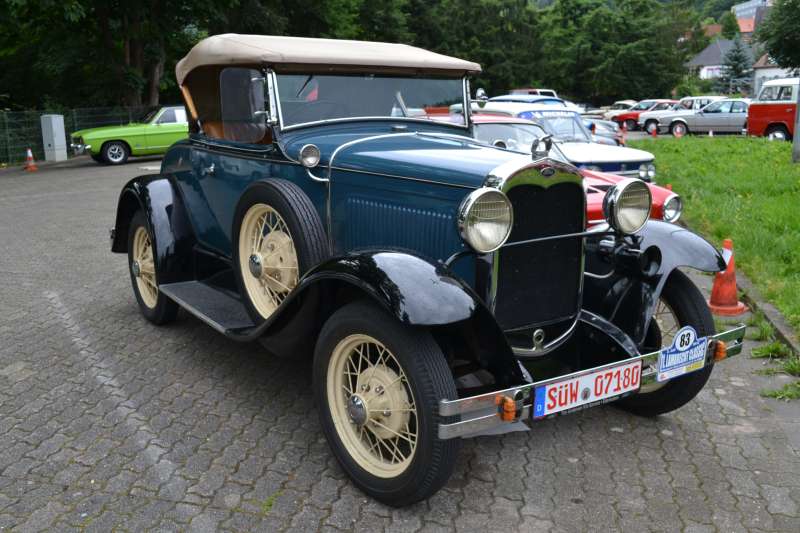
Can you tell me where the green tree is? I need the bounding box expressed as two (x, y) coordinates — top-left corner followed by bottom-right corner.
(716, 37), (752, 94)
(756, 0), (800, 70)
(719, 11), (739, 39)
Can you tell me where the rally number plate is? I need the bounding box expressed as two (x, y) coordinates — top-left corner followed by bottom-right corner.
(532, 360), (642, 419)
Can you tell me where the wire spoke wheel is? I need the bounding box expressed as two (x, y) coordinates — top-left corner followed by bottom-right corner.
(238, 203), (299, 319)
(131, 226), (158, 308)
(327, 334), (418, 478)
(640, 297), (679, 394)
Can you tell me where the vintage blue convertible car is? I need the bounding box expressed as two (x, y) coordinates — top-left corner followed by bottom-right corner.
(111, 34), (745, 506)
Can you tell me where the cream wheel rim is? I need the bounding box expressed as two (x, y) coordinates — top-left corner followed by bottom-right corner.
(641, 298), (680, 394)
(327, 334), (418, 478)
(238, 203), (299, 319)
(132, 226), (158, 308)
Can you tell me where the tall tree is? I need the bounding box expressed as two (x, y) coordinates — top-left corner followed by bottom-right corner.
(717, 37), (752, 95)
(719, 11), (739, 39)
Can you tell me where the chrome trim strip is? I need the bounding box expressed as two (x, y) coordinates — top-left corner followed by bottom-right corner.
(306, 169), (328, 183)
(438, 325), (746, 439)
(510, 316), (580, 357)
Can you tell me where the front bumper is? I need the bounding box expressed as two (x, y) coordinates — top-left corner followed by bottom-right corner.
(438, 325), (745, 439)
(70, 142), (91, 155)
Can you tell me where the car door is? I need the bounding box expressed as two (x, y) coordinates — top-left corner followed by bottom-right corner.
(694, 101), (731, 132)
(145, 107), (189, 152)
(728, 101), (748, 132)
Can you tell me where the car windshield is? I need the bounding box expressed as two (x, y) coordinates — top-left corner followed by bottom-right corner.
(630, 101), (654, 111)
(473, 122), (548, 152)
(275, 73), (466, 127)
(516, 110), (591, 142)
(137, 108), (161, 123)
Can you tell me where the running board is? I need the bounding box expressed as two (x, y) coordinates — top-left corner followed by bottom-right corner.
(159, 281), (255, 335)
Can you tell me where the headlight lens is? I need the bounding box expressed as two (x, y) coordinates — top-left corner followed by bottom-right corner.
(603, 178), (652, 234)
(638, 163), (648, 179)
(647, 163), (656, 179)
(662, 193), (682, 223)
(299, 144), (321, 168)
(458, 188), (513, 253)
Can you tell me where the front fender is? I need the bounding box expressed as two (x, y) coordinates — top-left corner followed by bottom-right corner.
(247, 250), (525, 387)
(584, 220), (725, 345)
(111, 175), (196, 284)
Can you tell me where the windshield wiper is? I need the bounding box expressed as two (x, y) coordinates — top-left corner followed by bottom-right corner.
(295, 75), (314, 98)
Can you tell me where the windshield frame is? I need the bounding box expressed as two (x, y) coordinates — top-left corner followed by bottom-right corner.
(270, 70), (471, 132)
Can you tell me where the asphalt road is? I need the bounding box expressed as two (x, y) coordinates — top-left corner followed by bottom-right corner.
(0, 157), (799, 532)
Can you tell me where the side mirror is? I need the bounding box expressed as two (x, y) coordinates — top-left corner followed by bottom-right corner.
(531, 135), (553, 159)
(475, 88), (488, 101)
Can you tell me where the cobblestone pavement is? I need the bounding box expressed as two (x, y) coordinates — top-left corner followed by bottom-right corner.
(1, 159), (799, 532)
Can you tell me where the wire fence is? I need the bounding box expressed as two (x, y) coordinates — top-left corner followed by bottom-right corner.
(0, 106), (150, 165)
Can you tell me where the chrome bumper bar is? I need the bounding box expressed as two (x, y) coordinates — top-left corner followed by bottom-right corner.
(70, 143), (91, 155)
(438, 325), (745, 439)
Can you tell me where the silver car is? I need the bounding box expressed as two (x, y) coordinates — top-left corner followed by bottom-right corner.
(666, 99), (750, 137)
(638, 96), (725, 134)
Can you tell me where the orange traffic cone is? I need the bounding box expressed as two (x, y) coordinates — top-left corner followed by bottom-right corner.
(23, 148), (38, 172)
(651, 125), (658, 138)
(708, 239), (747, 316)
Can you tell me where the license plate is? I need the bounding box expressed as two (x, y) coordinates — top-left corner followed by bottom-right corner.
(532, 360), (642, 418)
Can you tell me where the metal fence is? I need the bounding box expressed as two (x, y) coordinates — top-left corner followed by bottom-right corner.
(0, 106), (149, 165)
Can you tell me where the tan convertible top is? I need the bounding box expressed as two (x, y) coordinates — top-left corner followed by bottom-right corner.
(175, 34), (481, 84)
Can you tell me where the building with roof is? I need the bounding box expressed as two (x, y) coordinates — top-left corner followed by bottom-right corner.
(686, 39), (754, 80)
(732, 0), (772, 19)
(753, 54), (795, 94)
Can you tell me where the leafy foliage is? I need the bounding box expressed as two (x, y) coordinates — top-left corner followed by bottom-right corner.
(719, 11), (739, 40)
(756, 0), (800, 71)
(1, 0), (707, 108)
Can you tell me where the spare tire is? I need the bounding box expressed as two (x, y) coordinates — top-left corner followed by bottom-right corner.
(232, 179), (329, 323)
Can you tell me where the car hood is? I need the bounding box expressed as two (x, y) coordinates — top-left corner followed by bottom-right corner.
(281, 123), (520, 189)
(72, 123), (147, 139)
(557, 142), (653, 165)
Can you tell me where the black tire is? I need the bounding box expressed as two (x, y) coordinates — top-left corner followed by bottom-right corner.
(625, 119), (637, 132)
(232, 179), (329, 323)
(127, 211), (179, 325)
(645, 120), (658, 134)
(90, 153), (104, 163)
(617, 270), (715, 417)
(102, 141), (130, 165)
(670, 121), (688, 137)
(765, 125), (791, 141)
(313, 300), (461, 506)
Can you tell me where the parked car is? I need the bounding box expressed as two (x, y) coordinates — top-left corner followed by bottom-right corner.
(583, 117), (623, 145)
(667, 98), (750, 137)
(600, 99), (638, 120)
(111, 34), (744, 506)
(613, 100), (678, 131)
(488, 94), (581, 111)
(509, 87), (558, 98)
(638, 96), (725, 134)
(476, 103), (657, 180)
(747, 77), (798, 140)
(70, 106), (188, 165)
(469, 115), (681, 223)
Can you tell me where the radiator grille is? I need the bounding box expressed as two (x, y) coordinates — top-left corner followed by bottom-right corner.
(493, 182), (585, 330)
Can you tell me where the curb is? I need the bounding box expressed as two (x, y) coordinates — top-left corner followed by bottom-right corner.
(736, 271), (800, 355)
(0, 155), (90, 174)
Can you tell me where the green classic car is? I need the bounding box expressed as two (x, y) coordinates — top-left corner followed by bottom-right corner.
(70, 106), (188, 165)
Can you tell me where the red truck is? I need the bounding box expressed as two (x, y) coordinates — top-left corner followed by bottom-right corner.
(747, 77), (798, 140)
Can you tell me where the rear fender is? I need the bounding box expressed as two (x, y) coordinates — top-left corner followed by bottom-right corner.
(584, 220), (725, 345)
(111, 175), (196, 284)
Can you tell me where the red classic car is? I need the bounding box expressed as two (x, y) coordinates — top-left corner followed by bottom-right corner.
(468, 114), (682, 224)
(614, 99), (678, 131)
(747, 77), (798, 140)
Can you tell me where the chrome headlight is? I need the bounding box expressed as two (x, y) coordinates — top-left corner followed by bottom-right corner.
(458, 188), (513, 253)
(647, 163), (656, 180)
(299, 144), (321, 168)
(603, 178), (652, 234)
(662, 193), (682, 223)
(638, 163), (648, 179)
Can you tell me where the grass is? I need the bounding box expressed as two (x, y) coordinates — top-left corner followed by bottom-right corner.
(260, 490), (282, 516)
(746, 312), (775, 342)
(751, 340), (795, 359)
(629, 137), (800, 331)
(761, 382), (800, 400)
